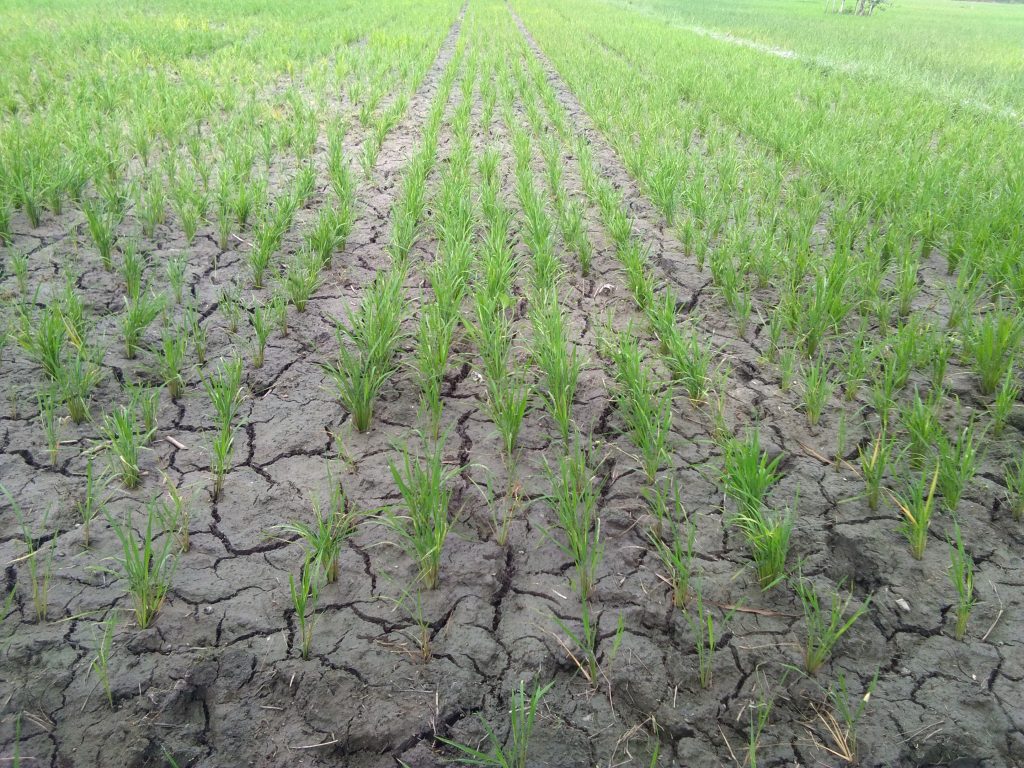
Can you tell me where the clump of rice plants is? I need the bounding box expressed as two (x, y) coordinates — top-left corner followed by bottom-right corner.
(947, 522), (976, 641)
(646, 478), (694, 608)
(542, 438), (603, 602)
(386, 434), (459, 590)
(530, 290), (582, 442)
(322, 268), (406, 432)
(439, 680), (554, 768)
(289, 553), (323, 660)
(101, 404), (154, 489)
(721, 429), (790, 589)
(203, 356), (246, 500)
(966, 307), (1022, 395)
(937, 421), (982, 512)
(794, 574), (871, 675)
(892, 463), (940, 560)
(106, 504), (178, 629)
(120, 291), (164, 360)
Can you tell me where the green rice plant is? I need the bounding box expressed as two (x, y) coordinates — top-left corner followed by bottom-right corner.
(184, 304), (207, 365)
(542, 438), (602, 601)
(283, 249), (321, 312)
(802, 357), (835, 428)
(619, 240), (655, 312)
(687, 588), (717, 689)
(248, 238), (275, 289)
(119, 240), (146, 300)
(275, 471), (362, 583)
(894, 253), (919, 318)
(120, 291), (163, 360)
(249, 302), (272, 369)
(646, 479), (694, 608)
(77, 456), (107, 547)
(530, 293), (582, 442)
(967, 308), (1023, 395)
(172, 185), (206, 246)
(204, 357), (245, 498)
(154, 473), (191, 553)
(901, 389), (941, 470)
(19, 303), (66, 381)
(101, 404), (153, 489)
(209, 426), (236, 501)
(606, 329), (672, 481)
(794, 574), (871, 675)
(323, 270), (406, 432)
(387, 435), (458, 589)
(487, 370), (532, 465)
(128, 383), (160, 438)
(990, 365), (1020, 437)
(892, 463), (940, 560)
(53, 344), (102, 425)
(166, 252), (187, 305)
(948, 522), (976, 641)
(730, 500), (792, 591)
(438, 680), (554, 768)
(550, 596), (619, 688)
(307, 206), (352, 269)
(414, 302), (455, 437)
(937, 421), (982, 512)
(9, 249), (29, 296)
(37, 389), (62, 466)
(269, 292), (289, 338)
(841, 332), (870, 402)
(106, 504), (177, 629)
(1005, 455), (1024, 523)
(816, 670), (879, 764)
(560, 200), (592, 277)
(3, 488), (56, 624)
(0, 197), (11, 246)
(138, 175), (166, 238)
(858, 430), (894, 511)
(929, 332), (953, 392)
(90, 610), (117, 707)
(219, 285), (243, 334)
(157, 326), (188, 400)
(721, 429), (782, 516)
(83, 199), (121, 270)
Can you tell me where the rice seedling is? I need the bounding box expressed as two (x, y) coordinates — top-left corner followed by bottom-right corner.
(9, 249), (29, 296)
(119, 240), (146, 300)
(138, 176), (166, 238)
(687, 588), (717, 689)
(204, 357), (245, 499)
(90, 611), (117, 707)
(157, 326), (188, 400)
(530, 293), (582, 442)
(990, 364), (1020, 436)
(661, 321), (714, 404)
(54, 345), (103, 424)
(106, 504), (177, 629)
(283, 249), (321, 312)
(779, 347), (798, 392)
(249, 302), (272, 369)
(414, 302), (455, 436)
(276, 470), (362, 584)
(219, 284), (243, 333)
(18, 303), (66, 381)
(794, 356), (831, 429)
(387, 435), (459, 590)
(248, 237), (275, 290)
(101, 404), (153, 489)
(606, 329), (673, 481)
(900, 389), (941, 470)
(166, 253), (187, 304)
(947, 522), (976, 641)
(966, 308), (1023, 395)
(542, 438), (602, 601)
(323, 270), (406, 432)
(155, 473), (191, 553)
(184, 304), (207, 365)
(128, 383), (161, 438)
(77, 456), (108, 548)
(937, 420), (981, 512)
(83, 199), (121, 270)
(438, 680), (554, 768)
(120, 290), (163, 360)
(721, 429), (782, 515)
(892, 463), (940, 560)
(858, 429), (894, 511)
(646, 479), (694, 609)
(1005, 455), (1024, 523)
(813, 670), (879, 764)
(3, 487), (56, 624)
(37, 389), (62, 466)
(794, 574), (871, 675)
(745, 669), (777, 768)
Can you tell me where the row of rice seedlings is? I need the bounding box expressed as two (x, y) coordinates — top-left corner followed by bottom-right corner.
(720, 429), (791, 590)
(203, 356), (246, 500)
(323, 44), (465, 433)
(602, 325), (673, 482)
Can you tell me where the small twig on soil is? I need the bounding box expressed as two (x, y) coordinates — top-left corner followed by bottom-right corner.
(289, 735), (339, 750)
(708, 601), (798, 619)
(718, 723), (741, 766)
(981, 579), (1004, 642)
(165, 435), (188, 450)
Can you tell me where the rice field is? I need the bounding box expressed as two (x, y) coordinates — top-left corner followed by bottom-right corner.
(1, 0), (1023, 765)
